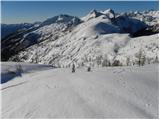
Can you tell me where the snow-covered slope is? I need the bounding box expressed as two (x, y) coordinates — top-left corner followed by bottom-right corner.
(26, 14), (81, 44)
(115, 34), (159, 65)
(11, 31), (158, 67)
(1, 62), (158, 118)
(3, 9), (159, 66)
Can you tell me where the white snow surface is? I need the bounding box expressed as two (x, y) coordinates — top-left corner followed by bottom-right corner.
(1, 62), (159, 118)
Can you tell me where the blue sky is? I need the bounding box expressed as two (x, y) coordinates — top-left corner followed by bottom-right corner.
(1, 1), (159, 24)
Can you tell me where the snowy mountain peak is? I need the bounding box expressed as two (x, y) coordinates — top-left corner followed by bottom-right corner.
(82, 9), (103, 21)
(89, 9), (99, 16)
(82, 9), (116, 21)
(102, 8), (115, 19)
(89, 9), (102, 18)
(41, 14), (81, 26)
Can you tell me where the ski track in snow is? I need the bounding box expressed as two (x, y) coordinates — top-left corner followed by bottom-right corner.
(1, 63), (159, 118)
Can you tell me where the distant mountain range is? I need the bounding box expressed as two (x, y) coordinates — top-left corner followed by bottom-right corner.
(1, 23), (34, 39)
(1, 9), (159, 67)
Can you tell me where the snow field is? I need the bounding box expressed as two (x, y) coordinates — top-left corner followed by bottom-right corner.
(1, 62), (158, 118)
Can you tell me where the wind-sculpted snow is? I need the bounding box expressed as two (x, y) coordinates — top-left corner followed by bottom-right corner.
(1, 63), (158, 118)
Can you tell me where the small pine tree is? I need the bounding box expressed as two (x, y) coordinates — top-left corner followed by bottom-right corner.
(114, 43), (119, 54)
(87, 66), (91, 72)
(81, 62), (84, 67)
(155, 56), (159, 63)
(136, 50), (146, 66)
(141, 55), (146, 66)
(17, 64), (22, 72)
(35, 44), (40, 63)
(133, 62), (135, 66)
(102, 59), (108, 67)
(72, 64), (75, 73)
(96, 55), (102, 66)
(16, 64), (23, 76)
(108, 61), (111, 66)
(147, 58), (151, 64)
(126, 57), (130, 66)
(35, 51), (38, 63)
(136, 49), (144, 66)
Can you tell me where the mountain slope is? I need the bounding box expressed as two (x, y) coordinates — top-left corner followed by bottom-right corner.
(2, 15), (81, 61)
(2, 9), (159, 66)
(12, 32), (158, 67)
